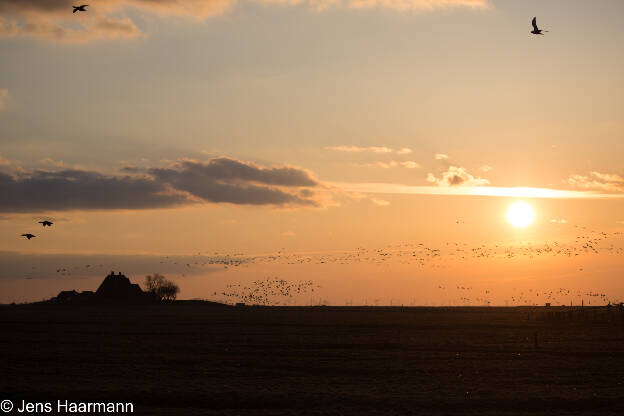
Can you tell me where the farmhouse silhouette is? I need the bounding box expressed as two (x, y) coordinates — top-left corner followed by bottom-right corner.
(54, 271), (158, 304)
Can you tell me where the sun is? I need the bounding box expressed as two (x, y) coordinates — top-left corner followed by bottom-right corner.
(506, 201), (535, 228)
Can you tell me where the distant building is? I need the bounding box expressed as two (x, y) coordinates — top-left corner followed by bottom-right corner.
(53, 271), (157, 304)
(54, 290), (95, 304)
(545, 303), (551, 307)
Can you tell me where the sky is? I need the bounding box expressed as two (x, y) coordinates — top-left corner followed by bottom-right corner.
(1, 0), (624, 305)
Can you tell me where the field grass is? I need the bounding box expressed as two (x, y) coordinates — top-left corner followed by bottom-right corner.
(1, 303), (624, 415)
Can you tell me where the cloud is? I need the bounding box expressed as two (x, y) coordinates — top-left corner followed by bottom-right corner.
(480, 165), (492, 172)
(0, 11), (141, 42)
(326, 146), (419, 156)
(0, 156), (331, 212)
(39, 157), (65, 168)
(332, 182), (624, 199)
(0, 154), (24, 174)
(92, 15), (142, 38)
(0, 169), (189, 212)
(371, 197), (390, 206)
(0, 155), (14, 166)
(400, 161), (419, 169)
(379, 161), (399, 168)
(567, 171), (624, 193)
(0, 0), (487, 41)
(326, 145), (393, 153)
(327, 145), (420, 169)
(434, 153), (449, 160)
(149, 157), (323, 207)
(345, 0), (487, 12)
(119, 166), (144, 174)
(349, 160), (420, 169)
(426, 166), (489, 187)
(348, 161), (397, 168)
(0, 89), (7, 109)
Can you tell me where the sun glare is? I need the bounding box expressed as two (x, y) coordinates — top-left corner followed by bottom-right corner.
(506, 202), (535, 228)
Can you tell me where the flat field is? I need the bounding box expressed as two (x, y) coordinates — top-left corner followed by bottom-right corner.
(1, 303), (623, 415)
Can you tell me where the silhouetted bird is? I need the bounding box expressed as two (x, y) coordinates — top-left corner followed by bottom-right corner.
(73, 5), (88, 13)
(39, 221), (53, 227)
(21, 234), (36, 240)
(531, 17), (548, 35)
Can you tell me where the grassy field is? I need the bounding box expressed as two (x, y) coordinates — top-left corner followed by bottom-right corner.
(1, 303), (624, 415)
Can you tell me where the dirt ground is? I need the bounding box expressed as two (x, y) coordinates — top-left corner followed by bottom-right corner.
(1, 303), (623, 415)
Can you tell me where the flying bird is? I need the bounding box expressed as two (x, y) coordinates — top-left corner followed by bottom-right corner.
(39, 221), (53, 227)
(73, 5), (88, 13)
(21, 234), (36, 240)
(531, 17), (548, 35)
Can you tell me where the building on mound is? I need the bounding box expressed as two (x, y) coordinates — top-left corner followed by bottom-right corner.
(96, 271), (145, 301)
(53, 271), (158, 304)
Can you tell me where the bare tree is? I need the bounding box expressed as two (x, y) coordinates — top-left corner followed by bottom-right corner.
(144, 274), (180, 301)
(159, 281), (180, 301)
(145, 273), (165, 293)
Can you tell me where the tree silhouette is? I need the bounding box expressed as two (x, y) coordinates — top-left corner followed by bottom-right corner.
(144, 273), (180, 301)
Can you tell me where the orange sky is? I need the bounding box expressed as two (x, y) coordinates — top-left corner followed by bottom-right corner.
(1, 0), (624, 304)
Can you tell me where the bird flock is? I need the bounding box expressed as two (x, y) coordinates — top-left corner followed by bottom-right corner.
(21, 220), (54, 240)
(227, 226), (624, 269)
(19, 220), (624, 306)
(204, 224), (621, 306)
(435, 285), (616, 308)
(217, 278), (321, 306)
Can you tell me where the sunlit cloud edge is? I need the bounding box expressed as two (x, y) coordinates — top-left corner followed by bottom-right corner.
(332, 182), (624, 199)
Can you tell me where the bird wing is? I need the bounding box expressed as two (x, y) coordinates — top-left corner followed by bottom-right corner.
(73, 8), (78, 12)
(532, 17), (538, 31)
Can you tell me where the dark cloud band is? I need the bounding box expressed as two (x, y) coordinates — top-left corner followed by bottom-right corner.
(0, 157), (324, 212)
